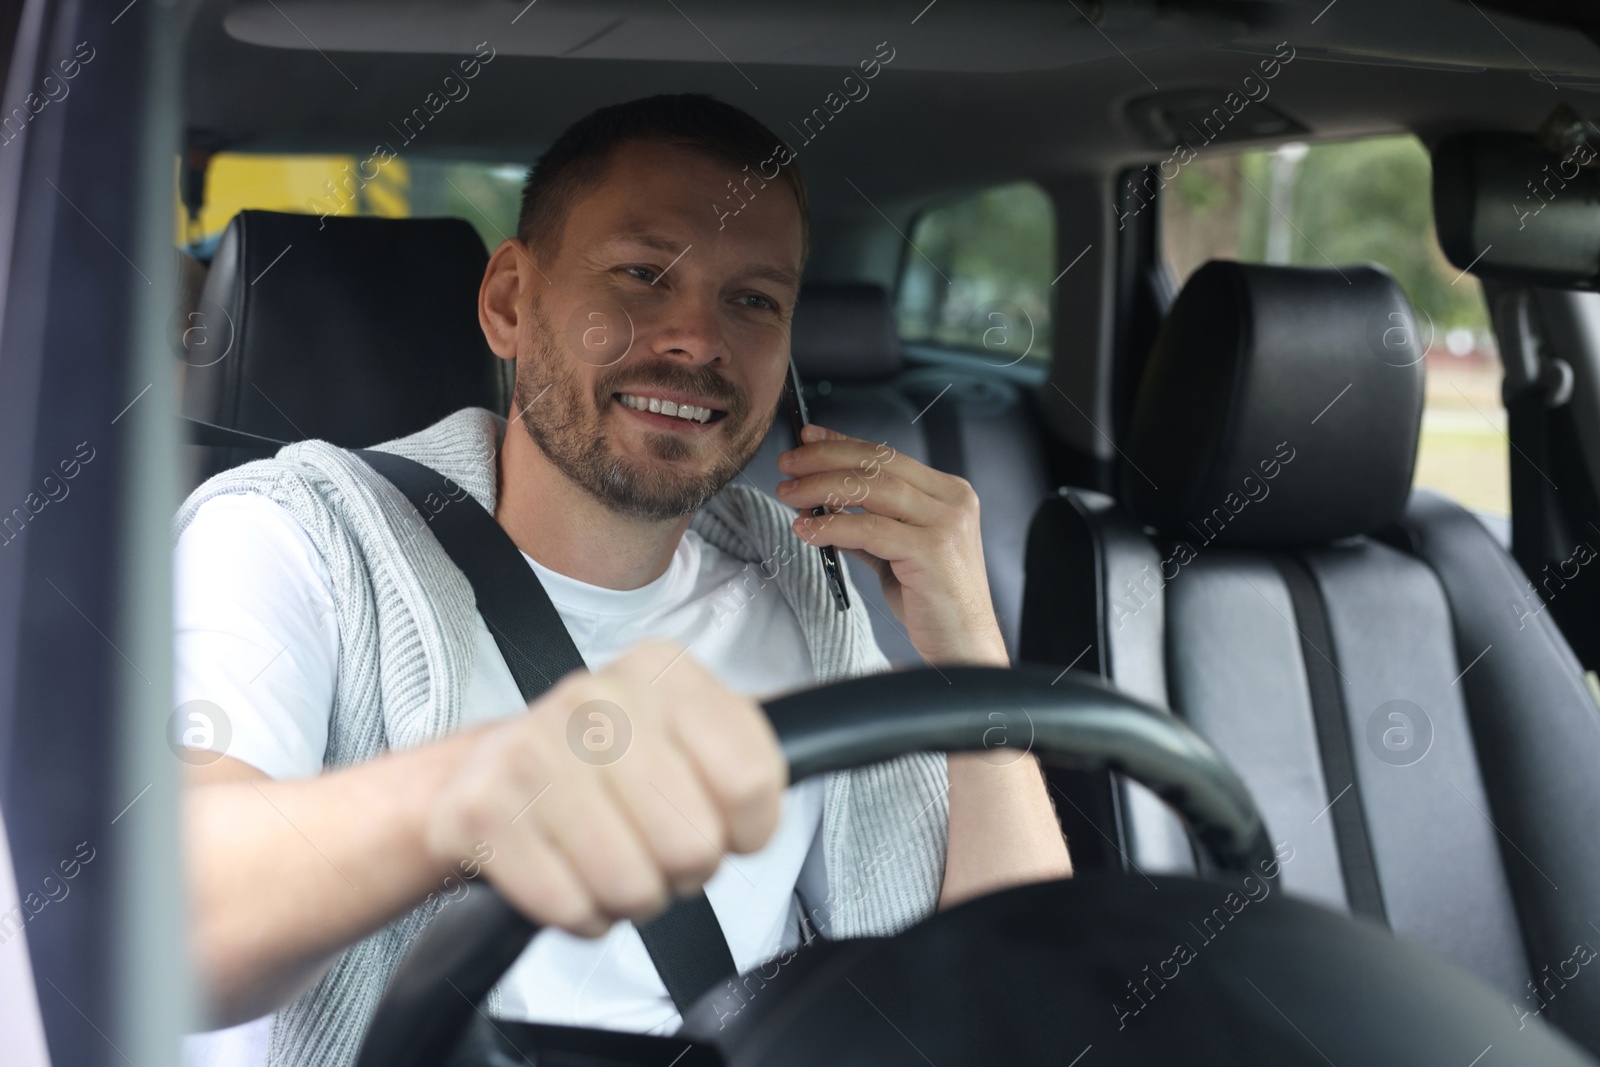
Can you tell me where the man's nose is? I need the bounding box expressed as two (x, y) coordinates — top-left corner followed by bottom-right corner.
(648, 292), (729, 366)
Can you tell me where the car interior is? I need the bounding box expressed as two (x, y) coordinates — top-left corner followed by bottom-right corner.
(4, 0), (1600, 1064)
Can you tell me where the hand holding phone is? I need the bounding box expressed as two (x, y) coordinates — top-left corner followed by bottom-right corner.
(784, 360), (851, 612)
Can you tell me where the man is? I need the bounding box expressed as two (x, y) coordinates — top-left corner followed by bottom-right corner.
(176, 94), (1070, 1065)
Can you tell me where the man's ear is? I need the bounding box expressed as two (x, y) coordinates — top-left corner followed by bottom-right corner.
(479, 238), (538, 361)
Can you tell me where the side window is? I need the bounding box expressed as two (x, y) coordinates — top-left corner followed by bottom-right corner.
(179, 154), (526, 253)
(895, 181), (1055, 367)
(1160, 136), (1506, 522)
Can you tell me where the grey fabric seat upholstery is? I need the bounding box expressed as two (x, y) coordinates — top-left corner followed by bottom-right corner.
(1020, 259), (1600, 1055)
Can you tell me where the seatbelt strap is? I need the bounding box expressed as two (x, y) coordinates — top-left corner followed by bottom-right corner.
(631, 892), (740, 1015)
(357, 448), (587, 695)
(1271, 553), (1389, 924)
(1496, 287), (1566, 583)
(354, 448), (739, 1015)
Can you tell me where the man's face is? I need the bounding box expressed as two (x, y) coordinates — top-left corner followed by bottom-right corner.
(505, 139), (802, 521)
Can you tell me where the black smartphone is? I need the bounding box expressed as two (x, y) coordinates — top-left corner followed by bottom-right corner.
(785, 359), (850, 612)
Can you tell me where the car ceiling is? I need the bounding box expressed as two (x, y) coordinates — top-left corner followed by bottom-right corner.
(182, 0), (1600, 224)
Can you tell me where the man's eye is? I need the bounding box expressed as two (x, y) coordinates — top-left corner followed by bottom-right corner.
(622, 265), (658, 283)
(739, 294), (776, 311)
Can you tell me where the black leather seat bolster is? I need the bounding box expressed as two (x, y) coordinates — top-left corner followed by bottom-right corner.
(1021, 492), (1109, 678)
(1393, 489), (1600, 1045)
(1021, 489), (1193, 875)
(1064, 489), (1169, 705)
(1020, 491), (1120, 872)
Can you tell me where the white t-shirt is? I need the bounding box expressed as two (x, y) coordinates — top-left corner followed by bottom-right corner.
(175, 493), (828, 1061)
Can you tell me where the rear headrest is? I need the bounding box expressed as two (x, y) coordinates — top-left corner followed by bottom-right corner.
(183, 210), (508, 451)
(1121, 261), (1424, 547)
(790, 282), (903, 381)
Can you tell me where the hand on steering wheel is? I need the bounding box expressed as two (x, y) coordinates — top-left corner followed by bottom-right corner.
(425, 639), (787, 940)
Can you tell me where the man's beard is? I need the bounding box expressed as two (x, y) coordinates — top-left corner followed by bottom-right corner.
(511, 301), (776, 522)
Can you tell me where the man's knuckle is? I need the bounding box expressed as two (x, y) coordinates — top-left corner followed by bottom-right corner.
(541, 890), (601, 932)
(661, 834), (722, 881)
(722, 756), (781, 814)
(947, 512), (974, 545)
(600, 868), (668, 917)
(558, 671), (617, 710)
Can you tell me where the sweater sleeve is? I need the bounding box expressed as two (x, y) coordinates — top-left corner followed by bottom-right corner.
(174, 492), (340, 779)
(841, 562), (896, 680)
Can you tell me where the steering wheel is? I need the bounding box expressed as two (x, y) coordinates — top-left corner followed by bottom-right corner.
(352, 665), (1261, 1065)
(353, 667), (1597, 1067)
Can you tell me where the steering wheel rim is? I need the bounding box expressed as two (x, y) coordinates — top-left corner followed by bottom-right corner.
(353, 665), (1272, 1067)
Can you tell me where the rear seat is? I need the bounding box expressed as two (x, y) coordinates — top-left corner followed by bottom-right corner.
(740, 283), (1053, 667)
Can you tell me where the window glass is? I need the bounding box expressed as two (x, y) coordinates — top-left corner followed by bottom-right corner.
(1160, 135), (1506, 517)
(177, 153), (526, 253)
(896, 181), (1054, 366)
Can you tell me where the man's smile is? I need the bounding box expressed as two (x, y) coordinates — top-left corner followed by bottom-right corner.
(611, 389), (731, 430)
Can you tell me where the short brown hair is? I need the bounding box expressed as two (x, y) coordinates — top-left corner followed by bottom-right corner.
(516, 93), (809, 269)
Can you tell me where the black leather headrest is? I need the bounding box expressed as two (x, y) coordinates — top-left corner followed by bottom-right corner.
(790, 282), (903, 381)
(1122, 261), (1424, 547)
(183, 210), (508, 453)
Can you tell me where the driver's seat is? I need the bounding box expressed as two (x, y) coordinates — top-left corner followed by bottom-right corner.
(1021, 260), (1600, 1053)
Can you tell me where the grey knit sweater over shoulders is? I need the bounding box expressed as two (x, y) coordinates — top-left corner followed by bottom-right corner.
(173, 407), (949, 1067)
